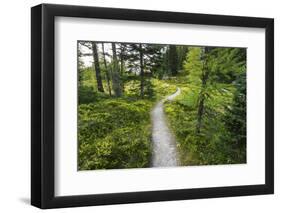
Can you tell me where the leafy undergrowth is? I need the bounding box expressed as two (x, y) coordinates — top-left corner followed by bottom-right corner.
(151, 78), (178, 100)
(164, 79), (246, 166)
(78, 78), (176, 170)
(78, 98), (153, 170)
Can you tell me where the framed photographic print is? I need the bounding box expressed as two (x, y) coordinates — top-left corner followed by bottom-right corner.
(31, 3), (274, 209)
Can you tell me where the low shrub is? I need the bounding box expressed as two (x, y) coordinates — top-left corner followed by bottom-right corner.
(78, 98), (153, 170)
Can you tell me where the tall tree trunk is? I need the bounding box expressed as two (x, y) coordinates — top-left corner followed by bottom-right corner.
(120, 44), (125, 75)
(196, 47), (211, 134)
(139, 44), (144, 98)
(91, 42), (104, 92)
(101, 43), (112, 96)
(168, 45), (178, 76)
(196, 90), (205, 134)
(177, 46), (188, 70)
(111, 43), (122, 97)
(120, 44), (125, 92)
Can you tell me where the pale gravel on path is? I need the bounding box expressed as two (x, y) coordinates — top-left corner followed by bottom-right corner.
(151, 88), (181, 167)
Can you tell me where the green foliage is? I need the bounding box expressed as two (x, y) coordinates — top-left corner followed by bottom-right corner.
(168, 45), (178, 75)
(78, 85), (98, 104)
(151, 79), (177, 100)
(223, 72), (246, 162)
(165, 83), (241, 165)
(79, 67), (96, 88)
(78, 41), (247, 169)
(208, 48), (246, 83)
(78, 99), (153, 170)
(176, 46), (188, 71)
(165, 46), (246, 166)
(79, 126), (151, 169)
(183, 47), (203, 84)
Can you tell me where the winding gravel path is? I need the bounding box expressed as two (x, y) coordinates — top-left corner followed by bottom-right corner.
(151, 88), (181, 167)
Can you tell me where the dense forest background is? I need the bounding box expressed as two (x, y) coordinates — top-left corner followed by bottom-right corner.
(78, 41), (246, 170)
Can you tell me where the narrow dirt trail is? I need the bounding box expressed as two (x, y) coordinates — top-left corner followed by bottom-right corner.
(151, 88), (181, 167)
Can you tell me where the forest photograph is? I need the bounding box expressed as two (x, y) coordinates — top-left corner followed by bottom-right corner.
(77, 41), (247, 171)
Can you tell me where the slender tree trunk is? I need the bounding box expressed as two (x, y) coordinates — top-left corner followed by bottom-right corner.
(177, 46), (188, 70)
(139, 44), (144, 98)
(196, 90), (205, 134)
(120, 44), (125, 92)
(196, 47), (211, 134)
(111, 43), (122, 97)
(101, 43), (112, 96)
(91, 42), (104, 92)
(120, 44), (125, 75)
(168, 45), (178, 76)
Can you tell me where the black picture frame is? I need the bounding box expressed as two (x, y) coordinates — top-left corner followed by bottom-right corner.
(31, 3), (274, 209)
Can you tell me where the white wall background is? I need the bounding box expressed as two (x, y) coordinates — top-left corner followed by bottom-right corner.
(0, 0), (279, 212)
